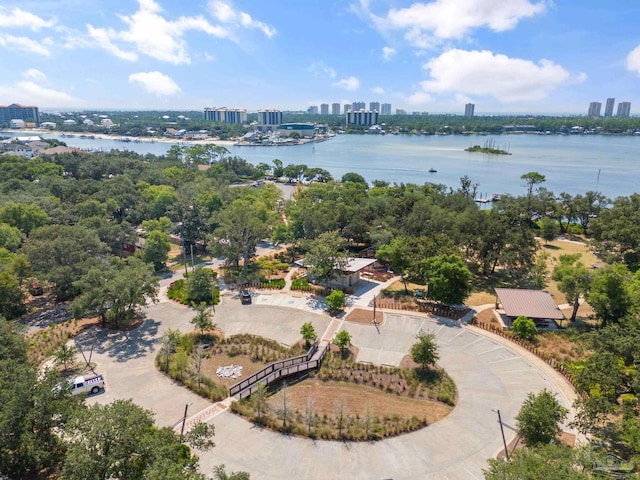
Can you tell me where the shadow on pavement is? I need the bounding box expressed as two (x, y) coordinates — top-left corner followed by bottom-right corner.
(88, 319), (161, 363)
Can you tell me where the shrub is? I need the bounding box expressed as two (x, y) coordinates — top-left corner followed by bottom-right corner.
(326, 290), (346, 312)
(511, 315), (538, 341)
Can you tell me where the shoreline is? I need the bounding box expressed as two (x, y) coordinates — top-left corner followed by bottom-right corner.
(0, 129), (237, 147)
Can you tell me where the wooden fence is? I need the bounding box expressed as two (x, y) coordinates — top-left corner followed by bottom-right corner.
(372, 295), (469, 320)
(229, 342), (329, 399)
(471, 321), (579, 390)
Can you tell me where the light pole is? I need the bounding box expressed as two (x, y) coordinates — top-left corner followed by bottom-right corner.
(180, 402), (193, 441)
(492, 409), (509, 461)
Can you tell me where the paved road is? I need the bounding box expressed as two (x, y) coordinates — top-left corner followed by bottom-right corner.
(83, 293), (577, 479)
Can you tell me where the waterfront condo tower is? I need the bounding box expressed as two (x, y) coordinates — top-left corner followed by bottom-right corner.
(0, 103), (40, 126)
(617, 102), (631, 118)
(331, 103), (341, 115)
(369, 101), (380, 112)
(346, 109), (379, 126)
(257, 109), (283, 125)
(464, 103), (475, 117)
(320, 104), (329, 115)
(204, 107), (247, 124)
(588, 102), (602, 117)
(381, 103), (392, 115)
(604, 98), (615, 118)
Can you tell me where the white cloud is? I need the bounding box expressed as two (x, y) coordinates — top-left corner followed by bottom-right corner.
(209, 1), (276, 38)
(333, 76), (361, 91)
(0, 33), (51, 55)
(382, 46), (396, 61)
(420, 49), (574, 102)
(88, 0), (228, 64)
(308, 61), (337, 78)
(406, 91), (433, 106)
(23, 68), (46, 81)
(371, 86), (385, 95)
(0, 7), (56, 30)
(87, 25), (138, 61)
(365, 0), (547, 48)
(129, 71), (181, 95)
(0, 80), (84, 108)
(627, 45), (640, 75)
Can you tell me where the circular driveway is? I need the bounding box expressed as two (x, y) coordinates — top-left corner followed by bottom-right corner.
(197, 311), (577, 480)
(85, 296), (577, 480)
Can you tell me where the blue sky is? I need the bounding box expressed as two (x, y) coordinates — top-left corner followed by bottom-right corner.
(0, 0), (639, 114)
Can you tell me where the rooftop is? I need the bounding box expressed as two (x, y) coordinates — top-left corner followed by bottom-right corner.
(495, 288), (564, 320)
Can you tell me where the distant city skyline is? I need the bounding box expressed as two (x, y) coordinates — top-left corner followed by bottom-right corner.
(1, 1), (639, 114)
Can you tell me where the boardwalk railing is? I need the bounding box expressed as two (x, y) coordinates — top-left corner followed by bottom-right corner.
(229, 342), (329, 399)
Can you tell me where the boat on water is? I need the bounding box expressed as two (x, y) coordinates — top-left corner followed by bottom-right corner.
(428, 168), (437, 173)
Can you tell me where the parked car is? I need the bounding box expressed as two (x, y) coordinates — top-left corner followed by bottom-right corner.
(240, 289), (252, 304)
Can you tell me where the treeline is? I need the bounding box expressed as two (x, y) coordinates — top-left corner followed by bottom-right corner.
(38, 110), (640, 137)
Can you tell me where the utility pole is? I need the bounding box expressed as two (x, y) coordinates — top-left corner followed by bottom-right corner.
(492, 409), (509, 461)
(190, 244), (195, 271)
(180, 403), (190, 441)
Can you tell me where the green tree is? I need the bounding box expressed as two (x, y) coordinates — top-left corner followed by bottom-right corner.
(0, 269), (25, 319)
(190, 302), (215, 336)
(325, 290), (346, 312)
(0, 202), (50, 236)
(515, 389), (568, 446)
(520, 171), (546, 216)
(333, 330), (352, 356)
(72, 256), (159, 328)
(61, 399), (210, 480)
(212, 197), (274, 278)
(0, 318), (83, 478)
(54, 343), (78, 372)
(186, 267), (216, 304)
(539, 216), (557, 244)
(250, 382), (269, 423)
(24, 224), (109, 300)
(588, 263), (633, 326)
(410, 329), (439, 370)
(143, 184), (179, 219)
(0, 223), (23, 251)
(212, 465), (251, 480)
(484, 444), (591, 480)
(552, 254), (592, 322)
(376, 237), (413, 293)
(140, 230), (172, 271)
(300, 322), (317, 348)
(511, 315), (538, 341)
(306, 230), (349, 284)
(420, 254), (472, 305)
(341, 172), (367, 184)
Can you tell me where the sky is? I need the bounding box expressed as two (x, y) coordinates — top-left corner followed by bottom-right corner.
(0, 0), (639, 115)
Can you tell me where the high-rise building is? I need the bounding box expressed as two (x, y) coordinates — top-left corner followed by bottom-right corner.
(346, 110), (379, 126)
(352, 101), (366, 112)
(464, 103), (475, 117)
(369, 101), (380, 112)
(320, 104), (329, 115)
(308, 105), (319, 115)
(257, 109), (283, 125)
(604, 98), (615, 118)
(395, 108), (406, 115)
(588, 102), (602, 117)
(0, 103), (40, 126)
(343, 104), (351, 114)
(617, 101), (631, 118)
(203, 107), (247, 124)
(381, 103), (392, 115)
(331, 103), (341, 115)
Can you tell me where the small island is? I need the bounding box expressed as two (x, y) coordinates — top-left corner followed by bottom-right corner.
(465, 139), (512, 155)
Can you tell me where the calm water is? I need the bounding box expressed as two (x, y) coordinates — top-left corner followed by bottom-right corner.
(5, 132), (640, 199)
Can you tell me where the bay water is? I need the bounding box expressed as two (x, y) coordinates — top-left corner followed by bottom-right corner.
(7, 132), (640, 199)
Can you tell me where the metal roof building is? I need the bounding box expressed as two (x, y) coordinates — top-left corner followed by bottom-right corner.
(495, 288), (564, 321)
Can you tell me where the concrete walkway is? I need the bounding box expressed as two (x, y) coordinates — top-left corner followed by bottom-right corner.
(83, 279), (580, 479)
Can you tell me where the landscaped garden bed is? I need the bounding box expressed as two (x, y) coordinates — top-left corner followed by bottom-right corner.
(230, 347), (456, 441)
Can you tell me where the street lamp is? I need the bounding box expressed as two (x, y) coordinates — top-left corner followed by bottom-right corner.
(492, 409), (509, 461)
